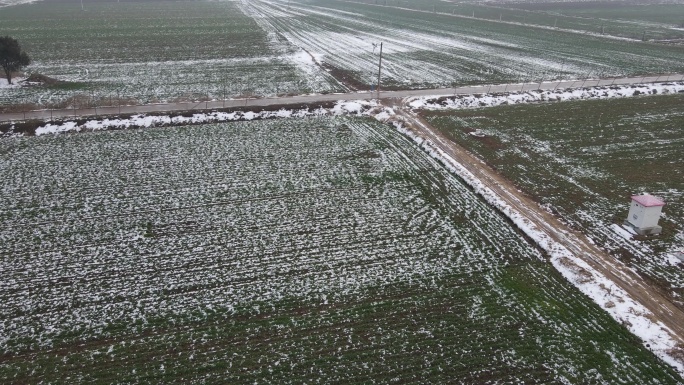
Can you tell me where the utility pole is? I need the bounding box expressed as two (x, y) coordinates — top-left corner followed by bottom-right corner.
(376, 42), (383, 99)
(554, 18), (557, 28)
(554, 64), (563, 90)
(81, 0), (84, 11)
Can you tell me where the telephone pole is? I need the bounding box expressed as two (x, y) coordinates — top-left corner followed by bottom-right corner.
(376, 42), (383, 99)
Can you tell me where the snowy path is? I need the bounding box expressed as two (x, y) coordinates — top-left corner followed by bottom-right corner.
(2, 74), (683, 123)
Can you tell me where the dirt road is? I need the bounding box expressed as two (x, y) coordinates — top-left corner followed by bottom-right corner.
(391, 102), (684, 350)
(2, 74), (683, 122)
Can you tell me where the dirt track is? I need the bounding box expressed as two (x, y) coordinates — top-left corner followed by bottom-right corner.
(390, 101), (684, 352)
(2, 74), (683, 122)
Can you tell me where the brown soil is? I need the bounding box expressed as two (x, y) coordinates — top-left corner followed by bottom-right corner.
(321, 63), (366, 91)
(23, 73), (62, 86)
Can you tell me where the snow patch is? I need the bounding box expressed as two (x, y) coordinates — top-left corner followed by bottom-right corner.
(667, 252), (684, 266)
(0, 0), (37, 7)
(290, 50), (320, 72)
(408, 82), (684, 111)
(0, 77), (26, 89)
(33, 100), (380, 136)
(610, 223), (635, 240)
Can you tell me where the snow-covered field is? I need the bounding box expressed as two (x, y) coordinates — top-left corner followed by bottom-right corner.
(392, 119), (684, 375)
(1, 0), (684, 380)
(242, 0), (684, 89)
(0, 77), (24, 89)
(2, 115), (683, 383)
(0, 0), (35, 7)
(2, 0), (684, 109)
(356, 0), (684, 41)
(420, 87), (684, 336)
(0, 0), (343, 108)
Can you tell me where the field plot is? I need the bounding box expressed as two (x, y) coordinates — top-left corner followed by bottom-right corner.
(499, 1), (684, 41)
(1, 117), (682, 383)
(423, 94), (684, 302)
(358, 0), (684, 41)
(244, 0), (684, 91)
(0, 0), (342, 108)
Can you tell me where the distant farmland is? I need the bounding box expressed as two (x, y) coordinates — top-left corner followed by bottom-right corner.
(2, 0), (684, 108)
(355, 0), (684, 41)
(0, 117), (682, 383)
(499, 1), (684, 40)
(0, 0), (343, 107)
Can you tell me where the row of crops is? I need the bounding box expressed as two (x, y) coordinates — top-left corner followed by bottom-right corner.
(424, 93), (684, 302)
(1, 117), (682, 383)
(0, 0), (343, 108)
(245, 0), (684, 89)
(3, 0), (684, 109)
(347, 0), (684, 41)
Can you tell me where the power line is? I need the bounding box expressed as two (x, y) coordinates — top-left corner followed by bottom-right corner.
(376, 42), (383, 99)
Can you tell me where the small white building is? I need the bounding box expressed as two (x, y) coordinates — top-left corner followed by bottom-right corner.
(625, 194), (665, 235)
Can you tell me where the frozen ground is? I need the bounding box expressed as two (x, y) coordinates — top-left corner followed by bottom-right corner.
(392, 119), (684, 374)
(417, 85), (684, 291)
(242, 0), (684, 89)
(0, 0), (343, 108)
(2, 0), (683, 108)
(14, 81), (684, 376)
(2, 115), (682, 383)
(0, 77), (25, 89)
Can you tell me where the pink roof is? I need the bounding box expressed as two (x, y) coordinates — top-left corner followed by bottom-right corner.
(631, 194), (665, 207)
